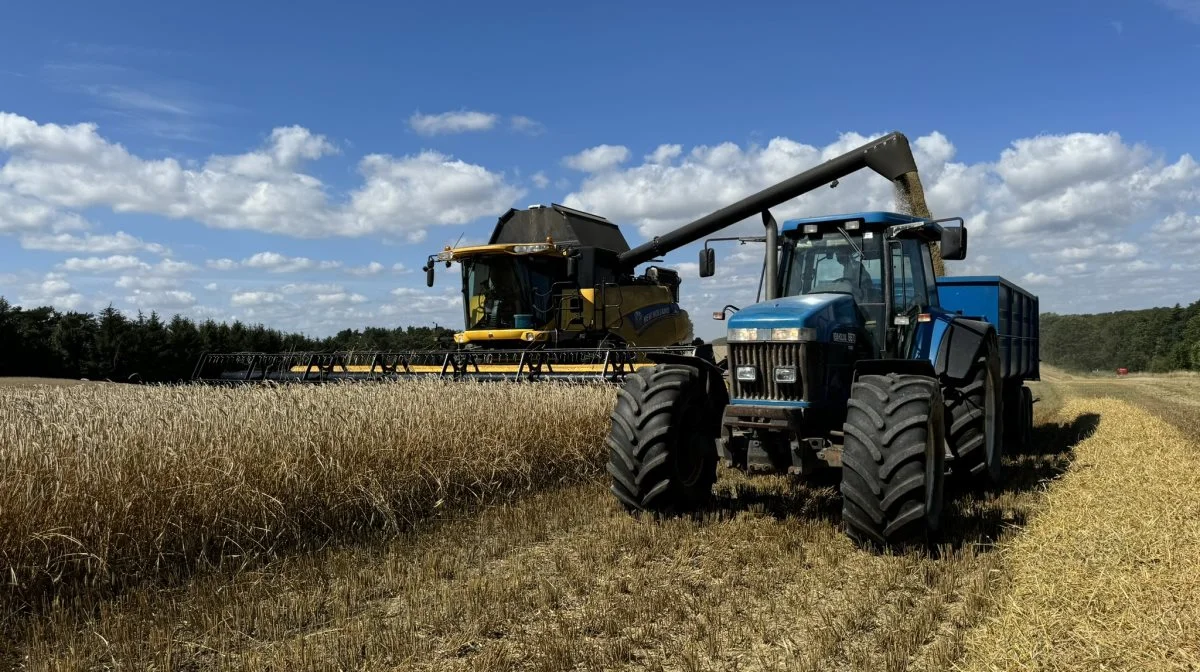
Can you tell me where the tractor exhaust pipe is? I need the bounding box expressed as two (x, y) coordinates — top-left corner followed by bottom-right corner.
(763, 210), (778, 301)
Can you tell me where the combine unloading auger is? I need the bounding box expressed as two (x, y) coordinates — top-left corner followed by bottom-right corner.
(191, 131), (933, 384)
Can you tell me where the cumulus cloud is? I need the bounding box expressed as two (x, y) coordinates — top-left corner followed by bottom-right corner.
(17, 272), (84, 310)
(59, 255), (195, 274)
(510, 115), (544, 135)
(563, 145), (631, 173)
(125, 289), (196, 309)
(408, 109), (498, 135)
(531, 171), (550, 189)
(0, 111), (524, 241)
(230, 291), (284, 307)
(346, 261), (384, 276)
(19, 230), (168, 255)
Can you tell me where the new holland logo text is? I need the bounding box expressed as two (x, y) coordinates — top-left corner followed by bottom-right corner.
(629, 303), (679, 333)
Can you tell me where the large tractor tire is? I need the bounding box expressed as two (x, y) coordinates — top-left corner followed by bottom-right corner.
(944, 342), (1004, 486)
(607, 364), (718, 514)
(841, 373), (946, 550)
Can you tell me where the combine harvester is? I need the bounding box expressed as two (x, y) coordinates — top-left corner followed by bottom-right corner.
(602, 134), (1040, 551)
(192, 132), (941, 384)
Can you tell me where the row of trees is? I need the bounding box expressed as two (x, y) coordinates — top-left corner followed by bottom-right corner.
(0, 297), (455, 383)
(4, 296), (1199, 382)
(1040, 300), (1200, 374)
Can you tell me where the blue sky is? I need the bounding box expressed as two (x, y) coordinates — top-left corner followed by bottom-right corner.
(2, 0), (1199, 340)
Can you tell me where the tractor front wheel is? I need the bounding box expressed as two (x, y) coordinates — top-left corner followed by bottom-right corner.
(607, 364), (718, 514)
(840, 373), (946, 550)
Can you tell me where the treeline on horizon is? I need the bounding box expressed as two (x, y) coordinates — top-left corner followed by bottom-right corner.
(2, 296), (1199, 383)
(0, 297), (456, 383)
(1040, 299), (1200, 374)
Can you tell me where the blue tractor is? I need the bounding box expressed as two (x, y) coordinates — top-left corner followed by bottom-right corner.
(606, 134), (1039, 550)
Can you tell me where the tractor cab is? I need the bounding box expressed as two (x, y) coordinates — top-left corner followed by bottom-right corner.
(776, 211), (966, 357)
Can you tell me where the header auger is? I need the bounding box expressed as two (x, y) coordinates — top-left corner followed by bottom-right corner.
(192, 131), (938, 385)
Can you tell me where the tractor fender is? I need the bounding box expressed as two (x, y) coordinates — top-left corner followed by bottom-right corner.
(852, 358), (937, 382)
(645, 352), (730, 434)
(933, 317), (998, 382)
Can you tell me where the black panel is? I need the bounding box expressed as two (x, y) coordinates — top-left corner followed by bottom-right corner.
(489, 204), (630, 252)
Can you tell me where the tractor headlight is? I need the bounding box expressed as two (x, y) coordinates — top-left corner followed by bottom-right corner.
(773, 366), (798, 384)
(769, 327), (817, 342)
(728, 328), (759, 342)
(512, 244), (552, 254)
(735, 366), (757, 382)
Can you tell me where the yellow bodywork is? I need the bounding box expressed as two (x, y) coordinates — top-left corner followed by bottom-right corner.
(287, 242), (694, 375)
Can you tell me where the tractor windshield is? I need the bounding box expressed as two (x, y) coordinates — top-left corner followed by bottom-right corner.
(780, 231), (886, 346)
(461, 254), (566, 330)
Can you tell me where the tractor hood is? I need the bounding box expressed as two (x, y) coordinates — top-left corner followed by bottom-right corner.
(726, 293), (862, 342)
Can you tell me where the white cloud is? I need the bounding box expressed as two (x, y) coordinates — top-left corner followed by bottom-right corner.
(244, 251), (340, 273)
(231, 291), (284, 307)
(203, 282), (218, 291)
(314, 292), (367, 304)
(510, 115), (544, 135)
(392, 262), (411, 273)
(207, 258), (237, 271)
(646, 144), (683, 165)
(125, 289), (196, 309)
(115, 275), (177, 290)
(61, 255), (145, 272)
(0, 112), (524, 240)
(279, 282), (344, 295)
(347, 261), (384, 276)
(531, 171), (550, 189)
(17, 272), (84, 310)
(563, 145), (631, 173)
(59, 255), (195, 274)
(408, 110), (498, 135)
(19, 230), (168, 255)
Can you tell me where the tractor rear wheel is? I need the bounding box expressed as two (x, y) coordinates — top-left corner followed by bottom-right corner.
(841, 373), (946, 550)
(945, 344), (1004, 486)
(607, 364), (717, 514)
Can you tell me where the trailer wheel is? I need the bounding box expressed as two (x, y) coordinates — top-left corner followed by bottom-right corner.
(945, 343), (1004, 486)
(1020, 385), (1034, 447)
(607, 364), (717, 514)
(841, 373), (946, 550)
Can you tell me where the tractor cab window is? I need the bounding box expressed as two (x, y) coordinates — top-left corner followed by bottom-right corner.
(462, 255), (565, 330)
(781, 231), (886, 348)
(891, 238), (930, 313)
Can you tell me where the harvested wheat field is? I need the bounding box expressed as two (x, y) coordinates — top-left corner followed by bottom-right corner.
(3, 369), (1199, 671)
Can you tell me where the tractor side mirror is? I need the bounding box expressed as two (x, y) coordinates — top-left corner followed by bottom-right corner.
(424, 264), (435, 287)
(566, 255), (578, 281)
(940, 226), (968, 260)
(699, 247), (716, 277)
(712, 311), (726, 321)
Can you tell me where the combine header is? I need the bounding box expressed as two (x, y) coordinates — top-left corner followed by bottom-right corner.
(192, 131), (935, 384)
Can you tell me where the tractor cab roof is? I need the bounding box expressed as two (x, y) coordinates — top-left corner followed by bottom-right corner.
(781, 211), (945, 241)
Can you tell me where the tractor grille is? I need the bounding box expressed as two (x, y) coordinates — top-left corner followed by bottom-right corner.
(729, 342), (806, 402)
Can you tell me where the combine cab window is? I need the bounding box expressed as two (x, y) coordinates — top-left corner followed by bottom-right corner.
(462, 255), (566, 330)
